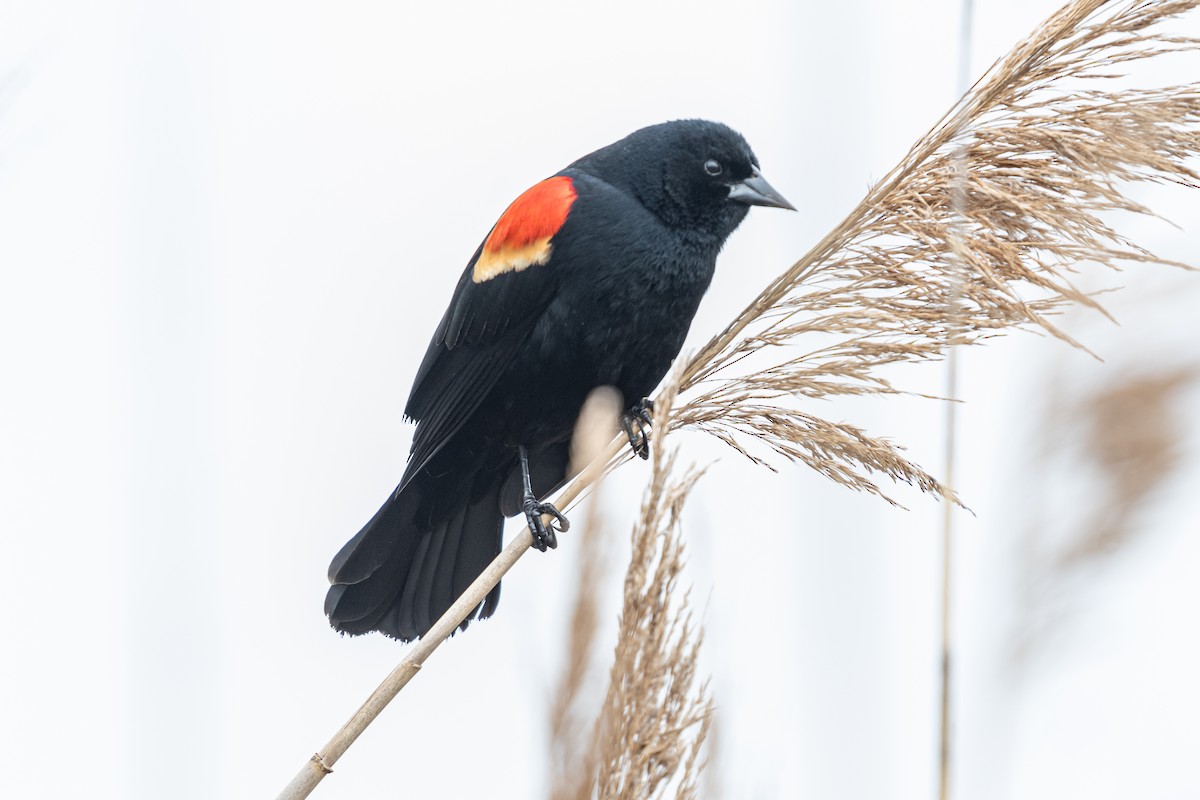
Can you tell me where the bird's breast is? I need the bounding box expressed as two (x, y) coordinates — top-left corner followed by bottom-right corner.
(524, 249), (715, 408)
(487, 183), (722, 445)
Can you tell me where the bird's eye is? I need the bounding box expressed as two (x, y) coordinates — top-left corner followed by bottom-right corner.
(703, 159), (723, 176)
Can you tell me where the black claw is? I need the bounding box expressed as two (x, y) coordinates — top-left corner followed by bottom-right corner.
(621, 414), (650, 460)
(523, 498), (568, 551)
(518, 443), (569, 552)
(635, 397), (655, 424)
(621, 397), (655, 460)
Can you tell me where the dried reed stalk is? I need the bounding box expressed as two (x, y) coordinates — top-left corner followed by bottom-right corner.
(547, 503), (609, 800)
(549, 382), (713, 800)
(549, 389), (620, 800)
(938, 0), (978, 792)
(277, 2), (1199, 795)
(276, 430), (629, 800)
(675, 0), (1199, 499)
(588, 375), (712, 800)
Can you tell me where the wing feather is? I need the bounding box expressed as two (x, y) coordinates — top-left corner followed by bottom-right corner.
(399, 244), (559, 488)
(399, 176), (578, 488)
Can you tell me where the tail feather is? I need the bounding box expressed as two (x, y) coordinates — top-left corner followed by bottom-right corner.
(326, 482), (418, 586)
(326, 440), (570, 642)
(392, 526), (434, 638)
(322, 551), (400, 635)
(325, 453), (509, 642)
(449, 486), (505, 626)
(394, 479), (507, 639)
(323, 500), (415, 631)
(429, 497), (470, 622)
(405, 503), (464, 636)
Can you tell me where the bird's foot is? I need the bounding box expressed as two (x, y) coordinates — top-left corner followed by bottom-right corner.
(621, 397), (655, 460)
(517, 443), (569, 551)
(523, 497), (569, 552)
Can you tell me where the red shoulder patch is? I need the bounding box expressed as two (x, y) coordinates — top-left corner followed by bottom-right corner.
(473, 176), (577, 283)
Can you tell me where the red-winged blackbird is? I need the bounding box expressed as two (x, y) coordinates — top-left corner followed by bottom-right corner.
(326, 120), (793, 641)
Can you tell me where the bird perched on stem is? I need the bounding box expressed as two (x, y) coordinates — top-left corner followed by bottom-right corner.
(326, 119), (793, 641)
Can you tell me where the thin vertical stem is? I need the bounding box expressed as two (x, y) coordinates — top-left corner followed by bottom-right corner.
(940, 2), (974, 800)
(938, 357), (957, 800)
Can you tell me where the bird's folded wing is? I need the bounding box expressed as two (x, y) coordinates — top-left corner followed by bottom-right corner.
(401, 177), (578, 486)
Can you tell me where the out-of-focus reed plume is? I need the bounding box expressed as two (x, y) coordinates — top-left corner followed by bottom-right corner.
(1011, 352), (1199, 664)
(1056, 366), (1199, 567)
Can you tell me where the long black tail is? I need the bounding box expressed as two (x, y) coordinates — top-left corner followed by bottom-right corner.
(325, 440), (570, 642)
(324, 450), (506, 641)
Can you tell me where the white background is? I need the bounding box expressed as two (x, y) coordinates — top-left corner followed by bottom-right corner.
(2, 1), (1198, 798)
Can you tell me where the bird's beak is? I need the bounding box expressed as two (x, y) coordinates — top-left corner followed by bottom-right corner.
(726, 166), (796, 211)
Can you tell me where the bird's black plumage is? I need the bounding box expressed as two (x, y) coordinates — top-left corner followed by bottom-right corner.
(326, 119), (793, 641)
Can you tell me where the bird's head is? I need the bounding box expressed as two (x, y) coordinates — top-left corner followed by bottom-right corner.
(572, 119), (794, 244)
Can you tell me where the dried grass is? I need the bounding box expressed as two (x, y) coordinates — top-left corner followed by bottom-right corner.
(544, 0), (1200, 791)
(587, 375), (713, 800)
(549, 390), (620, 800)
(674, 0), (1199, 503)
(278, 3), (1200, 796)
(550, 383), (715, 800)
(547, 510), (608, 800)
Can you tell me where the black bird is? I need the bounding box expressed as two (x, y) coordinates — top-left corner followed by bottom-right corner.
(326, 120), (793, 641)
